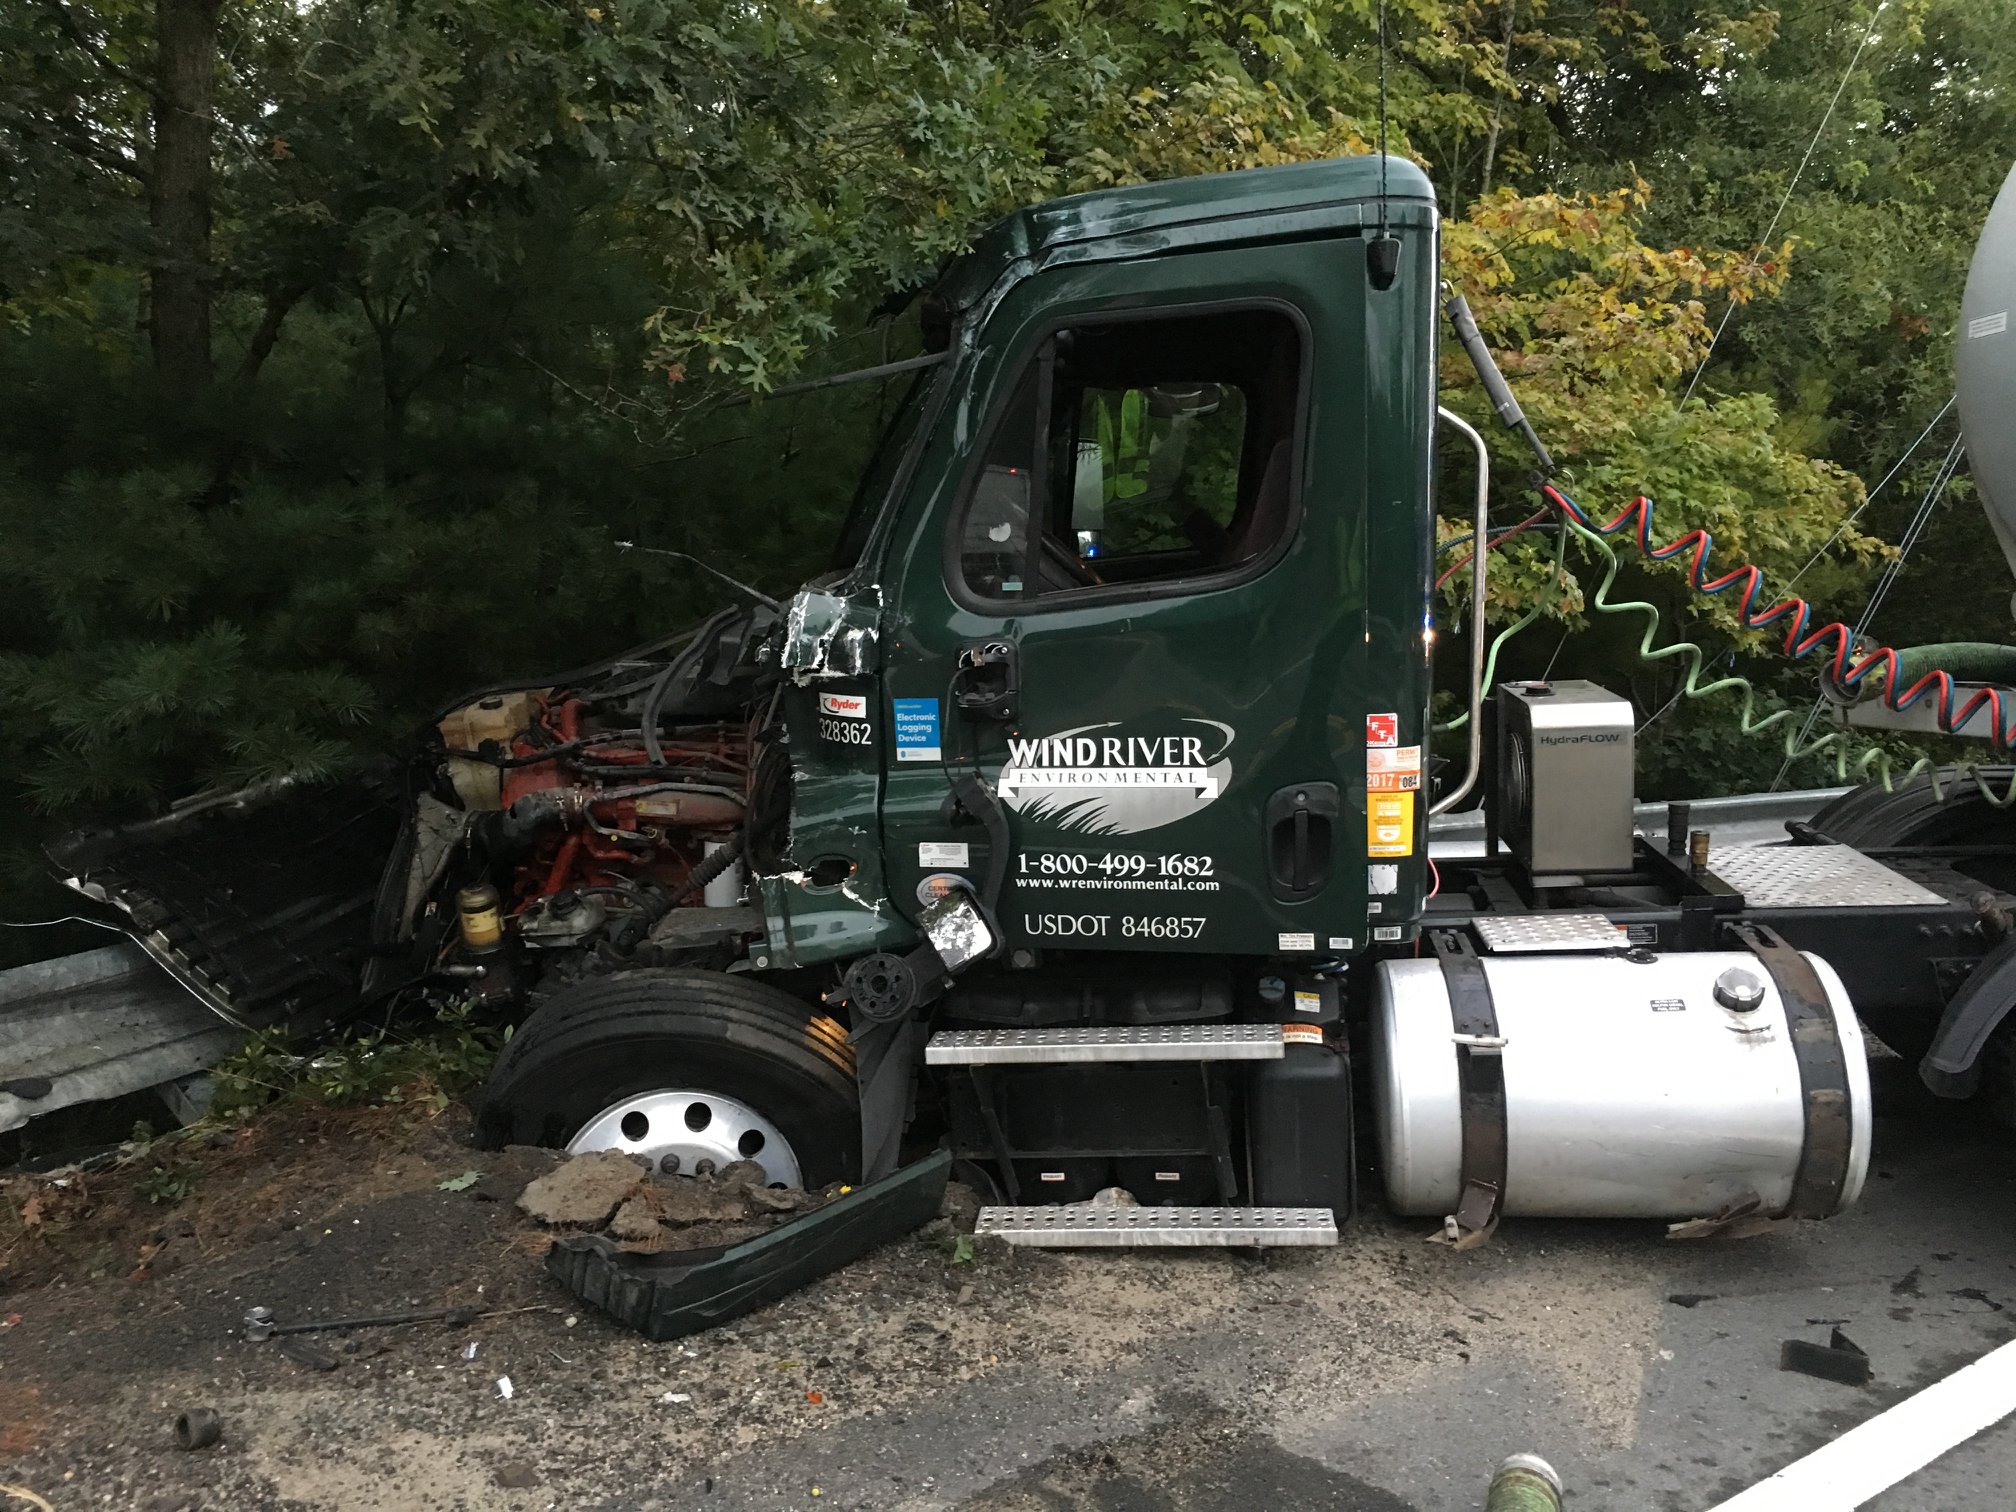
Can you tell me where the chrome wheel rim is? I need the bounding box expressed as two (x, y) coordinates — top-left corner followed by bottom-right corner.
(566, 1089), (802, 1189)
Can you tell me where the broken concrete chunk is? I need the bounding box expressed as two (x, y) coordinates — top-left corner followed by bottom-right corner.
(517, 1150), (649, 1227)
(655, 1174), (763, 1225)
(608, 1194), (666, 1242)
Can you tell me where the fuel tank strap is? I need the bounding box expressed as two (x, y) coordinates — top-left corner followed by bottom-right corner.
(1432, 929), (1505, 1249)
(1734, 922), (1853, 1219)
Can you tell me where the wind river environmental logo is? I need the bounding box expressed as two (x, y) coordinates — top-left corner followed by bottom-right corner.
(998, 719), (1235, 835)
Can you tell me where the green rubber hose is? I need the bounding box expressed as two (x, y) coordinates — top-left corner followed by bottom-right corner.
(1434, 501), (2016, 806)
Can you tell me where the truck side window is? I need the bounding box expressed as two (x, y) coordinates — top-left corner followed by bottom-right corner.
(957, 306), (1302, 600)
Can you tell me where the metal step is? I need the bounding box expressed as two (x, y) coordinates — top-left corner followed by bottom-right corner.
(925, 1023), (1283, 1066)
(973, 1204), (1337, 1248)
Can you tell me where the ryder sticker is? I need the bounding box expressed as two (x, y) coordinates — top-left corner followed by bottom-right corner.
(998, 719), (1234, 836)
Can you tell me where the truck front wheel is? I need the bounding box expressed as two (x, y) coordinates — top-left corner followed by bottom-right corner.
(476, 969), (860, 1188)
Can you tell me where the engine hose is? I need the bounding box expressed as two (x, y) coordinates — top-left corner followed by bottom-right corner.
(671, 829), (745, 905)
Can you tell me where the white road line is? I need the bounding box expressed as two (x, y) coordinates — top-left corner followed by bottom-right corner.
(1707, 1335), (2016, 1510)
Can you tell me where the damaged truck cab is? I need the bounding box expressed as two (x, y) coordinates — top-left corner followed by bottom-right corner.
(766, 156), (1442, 974)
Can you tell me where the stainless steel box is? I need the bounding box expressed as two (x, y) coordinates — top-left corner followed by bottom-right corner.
(1495, 681), (1635, 878)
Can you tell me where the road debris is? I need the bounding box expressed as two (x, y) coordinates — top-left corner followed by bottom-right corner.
(1667, 1196), (1780, 1241)
(494, 1461), (538, 1488)
(243, 1302), (494, 1339)
(516, 1149), (651, 1227)
(1780, 1326), (1872, 1387)
(171, 1409), (221, 1451)
(495, 1375), (514, 1400)
(277, 1338), (340, 1372)
(1486, 1452), (1563, 1511)
(518, 1150), (825, 1251)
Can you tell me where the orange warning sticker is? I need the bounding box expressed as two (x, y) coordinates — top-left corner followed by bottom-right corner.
(1280, 1023), (1325, 1046)
(1367, 790), (1414, 857)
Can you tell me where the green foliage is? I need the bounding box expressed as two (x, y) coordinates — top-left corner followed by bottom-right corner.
(134, 1162), (199, 1206)
(2, 0), (2012, 936)
(209, 999), (505, 1118)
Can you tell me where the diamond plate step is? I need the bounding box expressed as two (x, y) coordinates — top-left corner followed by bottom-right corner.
(925, 1024), (1283, 1066)
(974, 1204), (1338, 1247)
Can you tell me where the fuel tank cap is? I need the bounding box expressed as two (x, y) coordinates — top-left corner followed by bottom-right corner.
(1713, 967), (1767, 1014)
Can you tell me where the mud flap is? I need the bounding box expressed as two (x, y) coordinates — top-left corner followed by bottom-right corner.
(544, 1150), (952, 1342)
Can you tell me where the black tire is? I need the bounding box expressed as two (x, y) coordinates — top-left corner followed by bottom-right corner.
(1806, 764), (2016, 850)
(477, 969), (860, 1186)
(1809, 765), (2016, 1078)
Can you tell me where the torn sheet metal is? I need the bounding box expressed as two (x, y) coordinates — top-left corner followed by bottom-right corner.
(778, 589), (879, 681)
(50, 769), (404, 1035)
(0, 943), (243, 1134)
(402, 794), (473, 934)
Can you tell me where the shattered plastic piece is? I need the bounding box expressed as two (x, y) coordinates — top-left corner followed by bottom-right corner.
(462, 1342), (479, 1361)
(660, 1391), (692, 1404)
(919, 891), (994, 972)
(1667, 1194), (1779, 1241)
(1780, 1328), (1871, 1387)
(778, 589), (879, 682)
(495, 1375), (515, 1400)
(438, 1170), (481, 1192)
(278, 1337), (340, 1372)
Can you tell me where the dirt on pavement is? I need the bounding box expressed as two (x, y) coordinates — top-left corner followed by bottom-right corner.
(0, 1098), (1657, 1511)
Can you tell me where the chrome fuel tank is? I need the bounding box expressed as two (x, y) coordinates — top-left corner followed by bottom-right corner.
(1372, 950), (1871, 1219)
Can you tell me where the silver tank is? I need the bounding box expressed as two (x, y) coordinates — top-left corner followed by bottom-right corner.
(1959, 163), (2016, 586)
(1372, 951), (1872, 1219)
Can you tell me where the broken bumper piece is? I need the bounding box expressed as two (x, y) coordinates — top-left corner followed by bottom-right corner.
(545, 1150), (950, 1341)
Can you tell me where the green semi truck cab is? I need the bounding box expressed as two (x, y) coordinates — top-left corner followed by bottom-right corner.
(769, 155), (1443, 973)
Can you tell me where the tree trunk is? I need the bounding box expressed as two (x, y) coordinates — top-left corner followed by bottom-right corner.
(149, 0), (221, 394)
(1477, 0), (1518, 201)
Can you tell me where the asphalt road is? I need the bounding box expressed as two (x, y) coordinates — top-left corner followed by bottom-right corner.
(647, 1058), (2016, 1512)
(8, 1059), (2013, 1511)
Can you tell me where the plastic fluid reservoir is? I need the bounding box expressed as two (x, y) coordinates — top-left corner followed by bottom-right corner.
(1372, 950), (1871, 1219)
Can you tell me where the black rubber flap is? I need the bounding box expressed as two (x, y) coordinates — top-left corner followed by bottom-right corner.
(546, 1149), (953, 1341)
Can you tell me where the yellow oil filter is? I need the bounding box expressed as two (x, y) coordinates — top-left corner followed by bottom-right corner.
(457, 884), (504, 953)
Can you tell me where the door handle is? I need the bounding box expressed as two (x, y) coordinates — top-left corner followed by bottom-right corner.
(952, 639), (1019, 722)
(1265, 783), (1339, 902)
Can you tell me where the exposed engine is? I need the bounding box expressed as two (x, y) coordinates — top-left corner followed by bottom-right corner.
(405, 609), (783, 996)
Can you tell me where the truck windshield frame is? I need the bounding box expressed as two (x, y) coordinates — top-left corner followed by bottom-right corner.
(830, 362), (950, 571)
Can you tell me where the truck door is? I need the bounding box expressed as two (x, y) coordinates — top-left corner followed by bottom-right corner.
(878, 240), (1420, 959)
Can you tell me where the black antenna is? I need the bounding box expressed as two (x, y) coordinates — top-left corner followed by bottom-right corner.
(1368, 0), (1400, 289)
(1377, 0), (1389, 235)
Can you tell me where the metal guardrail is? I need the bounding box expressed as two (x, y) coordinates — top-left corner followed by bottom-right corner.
(0, 942), (243, 1134)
